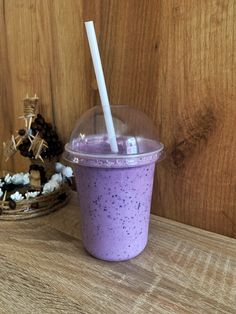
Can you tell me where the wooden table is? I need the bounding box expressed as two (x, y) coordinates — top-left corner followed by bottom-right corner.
(0, 193), (235, 314)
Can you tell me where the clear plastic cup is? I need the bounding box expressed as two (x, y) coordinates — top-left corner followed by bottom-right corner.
(64, 105), (164, 261)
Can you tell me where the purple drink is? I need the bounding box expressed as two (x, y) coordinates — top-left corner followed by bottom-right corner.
(74, 159), (155, 261)
(64, 105), (164, 261)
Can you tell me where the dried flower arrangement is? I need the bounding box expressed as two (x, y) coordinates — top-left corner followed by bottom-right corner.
(0, 95), (72, 220)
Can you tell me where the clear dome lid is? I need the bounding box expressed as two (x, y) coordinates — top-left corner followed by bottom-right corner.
(64, 105), (164, 168)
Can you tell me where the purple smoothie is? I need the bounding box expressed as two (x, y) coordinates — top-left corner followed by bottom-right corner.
(74, 161), (155, 261)
(65, 134), (163, 261)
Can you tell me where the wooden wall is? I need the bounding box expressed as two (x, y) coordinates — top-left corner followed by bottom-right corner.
(0, 0), (235, 237)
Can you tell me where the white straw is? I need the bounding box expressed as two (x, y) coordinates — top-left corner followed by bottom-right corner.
(85, 21), (118, 153)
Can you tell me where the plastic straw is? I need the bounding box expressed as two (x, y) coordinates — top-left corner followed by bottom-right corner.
(85, 21), (118, 153)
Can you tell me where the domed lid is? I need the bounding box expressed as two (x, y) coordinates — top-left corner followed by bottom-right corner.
(64, 105), (164, 168)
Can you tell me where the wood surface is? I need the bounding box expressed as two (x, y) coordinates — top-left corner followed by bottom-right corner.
(0, 193), (235, 313)
(0, 1), (235, 236)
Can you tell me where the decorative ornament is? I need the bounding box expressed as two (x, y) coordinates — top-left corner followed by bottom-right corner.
(0, 95), (72, 220)
(28, 133), (48, 162)
(3, 94), (63, 163)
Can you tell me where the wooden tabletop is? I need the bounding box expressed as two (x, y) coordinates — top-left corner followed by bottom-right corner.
(0, 193), (235, 314)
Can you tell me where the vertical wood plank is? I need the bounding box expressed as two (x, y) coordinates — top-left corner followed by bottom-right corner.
(153, 0), (236, 237)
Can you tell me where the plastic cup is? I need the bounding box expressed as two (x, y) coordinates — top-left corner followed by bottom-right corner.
(64, 105), (164, 261)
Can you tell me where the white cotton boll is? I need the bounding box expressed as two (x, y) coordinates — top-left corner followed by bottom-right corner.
(55, 162), (65, 173)
(11, 174), (21, 185)
(11, 173), (24, 185)
(42, 182), (51, 194)
(50, 181), (59, 191)
(25, 191), (40, 199)
(62, 166), (73, 178)
(0, 188), (3, 198)
(42, 180), (59, 195)
(10, 191), (24, 202)
(4, 173), (12, 184)
(51, 173), (63, 184)
(0, 179), (4, 187)
(22, 173), (30, 185)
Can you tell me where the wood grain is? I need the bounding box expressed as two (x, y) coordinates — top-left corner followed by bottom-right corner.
(0, 193), (235, 314)
(0, 0), (235, 236)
